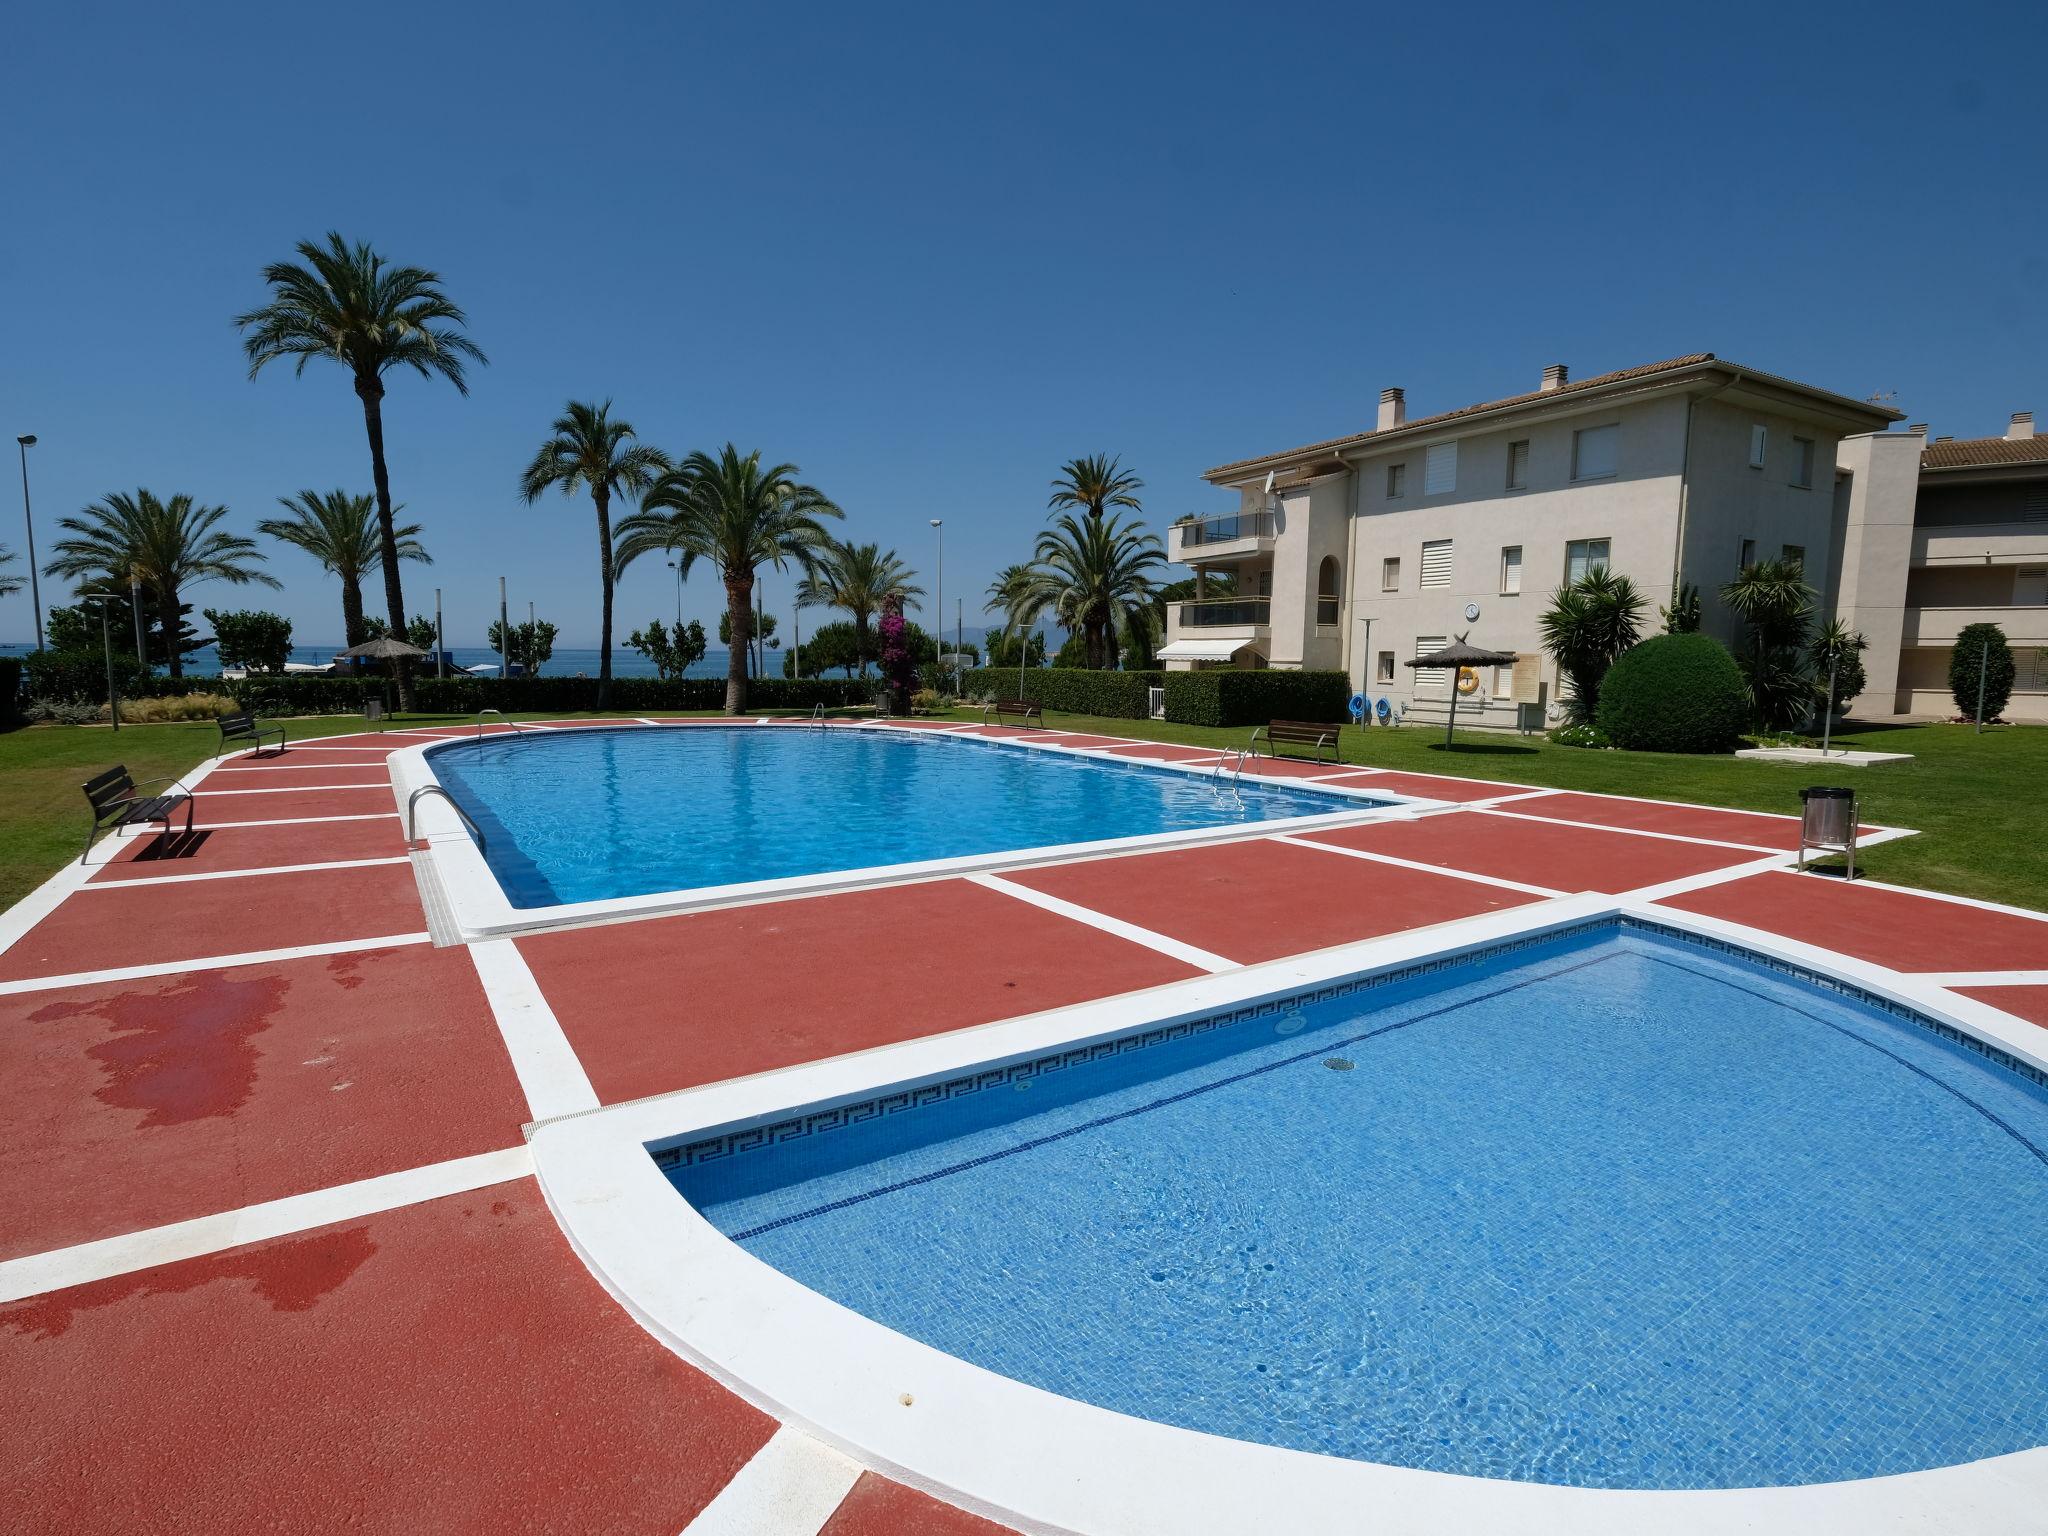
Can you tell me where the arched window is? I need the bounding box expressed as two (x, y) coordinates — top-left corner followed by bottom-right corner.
(1316, 556), (1341, 626)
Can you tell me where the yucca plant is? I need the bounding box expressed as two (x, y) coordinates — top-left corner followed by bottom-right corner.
(1538, 565), (1645, 722)
(1721, 559), (1817, 729)
(235, 234), (484, 707)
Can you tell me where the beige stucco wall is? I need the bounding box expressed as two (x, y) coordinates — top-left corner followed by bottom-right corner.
(1828, 430), (1921, 714)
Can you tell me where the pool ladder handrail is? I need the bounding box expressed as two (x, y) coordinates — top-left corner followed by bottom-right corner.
(811, 703), (828, 728)
(472, 708), (534, 749)
(406, 784), (485, 852)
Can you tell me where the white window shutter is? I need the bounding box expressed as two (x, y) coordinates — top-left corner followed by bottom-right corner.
(1414, 635), (1450, 694)
(1420, 540), (1454, 588)
(1424, 443), (1458, 495)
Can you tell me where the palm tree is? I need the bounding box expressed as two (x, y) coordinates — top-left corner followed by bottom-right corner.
(1048, 454), (1143, 524)
(1014, 511), (1164, 669)
(615, 445), (842, 714)
(1537, 565), (1645, 722)
(258, 490), (430, 649)
(46, 491), (277, 678)
(1722, 558), (1818, 730)
(235, 233), (485, 707)
(518, 401), (670, 705)
(797, 539), (922, 676)
(0, 544), (21, 598)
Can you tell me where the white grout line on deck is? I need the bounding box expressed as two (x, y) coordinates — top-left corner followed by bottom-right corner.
(468, 939), (601, 1121)
(77, 855), (413, 889)
(1268, 833), (1566, 898)
(1475, 806), (1787, 854)
(0, 932), (433, 996)
(0, 1145), (534, 1305)
(186, 782), (391, 795)
(678, 1425), (864, 1536)
(968, 873), (1240, 973)
(190, 813), (402, 829)
(1615, 853), (1801, 904)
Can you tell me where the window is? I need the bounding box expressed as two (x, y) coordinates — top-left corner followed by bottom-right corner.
(1564, 538), (1611, 583)
(1491, 664), (1513, 699)
(1381, 557), (1400, 592)
(1385, 463), (1406, 499)
(1315, 556), (1341, 626)
(1792, 436), (1815, 489)
(1420, 539), (1454, 588)
(1739, 537), (1756, 570)
(1749, 424), (1768, 468)
(1413, 635), (1450, 694)
(1506, 439), (1530, 490)
(1499, 545), (1522, 595)
(1257, 568), (1273, 597)
(1376, 650), (1395, 683)
(1424, 443), (1458, 495)
(1571, 424), (1618, 481)
(1781, 544), (1805, 571)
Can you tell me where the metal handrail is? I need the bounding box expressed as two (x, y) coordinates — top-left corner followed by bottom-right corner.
(812, 703), (827, 727)
(472, 708), (533, 748)
(406, 785), (485, 851)
(1173, 598), (1272, 627)
(1175, 510), (1277, 547)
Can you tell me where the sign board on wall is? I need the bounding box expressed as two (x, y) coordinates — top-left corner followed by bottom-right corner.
(1510, 653), (1544, 705)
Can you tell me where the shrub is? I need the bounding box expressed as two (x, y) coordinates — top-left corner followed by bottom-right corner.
(1549, 722), (1612, 749)
(26, 697), (105, 724)
(1162, 670), (1350, 728)
(205, 608), (294, 673)
(1949, 623), (2016, 721)
(958, 667), (1161, 720)
(23, 648), (149, 703)
(1594, 633), (1749, 753)
(107, 692), (239, 723)
(910, 688), (942, 715)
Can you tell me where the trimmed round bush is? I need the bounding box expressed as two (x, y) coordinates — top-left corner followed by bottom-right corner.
(1595, 633), (1749, 753)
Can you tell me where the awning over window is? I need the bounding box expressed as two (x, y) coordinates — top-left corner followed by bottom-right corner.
(1155, 637), (1251, 661)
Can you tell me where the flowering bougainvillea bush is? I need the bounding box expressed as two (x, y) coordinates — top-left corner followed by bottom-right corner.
(878, 593), (916, 716)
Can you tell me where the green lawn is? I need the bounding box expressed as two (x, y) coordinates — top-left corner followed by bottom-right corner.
(3, 710), (2041, 918)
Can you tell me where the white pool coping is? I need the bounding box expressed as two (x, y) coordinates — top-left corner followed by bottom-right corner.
(528, 893), (2048, 1536)
(392, 722), (1433, 942)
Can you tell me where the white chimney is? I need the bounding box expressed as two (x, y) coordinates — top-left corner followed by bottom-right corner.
(2009, 411), (2036, 441)
(1906, 422), (1928, 436)
(1540, 363), (1569, 392)
(1378, 387), (1406, 430)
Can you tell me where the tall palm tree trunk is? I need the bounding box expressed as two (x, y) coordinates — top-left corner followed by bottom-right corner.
(724, 574), (753, 715)
(355, 377), (416, 710)
(341, 578), (365, 650)
(594, 485), (614, 708)
(854, 610), (870, 677)
(161, 581), (182, 679)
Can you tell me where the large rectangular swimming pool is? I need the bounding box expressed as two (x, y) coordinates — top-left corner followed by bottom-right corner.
(429, 725), (1383, 907)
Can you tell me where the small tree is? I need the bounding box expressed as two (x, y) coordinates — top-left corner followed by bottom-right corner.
(50, 595), (206, 670)
(1660, 580), (1702, 634)
(878, 593), (916, 714)
(786, 621), (863, 678)
(487, 618), (558, 675)
(1538, 566), (1646, 723)
(625, 618), (708, 680)
(1811, 620), (1868, 712)
(205, 608), (294, 672)
(1051, 632), (1091, 668)
(1949, 622), (2016, 721)
(363, 613), (439, 651)
(986, 628), (1047, 669)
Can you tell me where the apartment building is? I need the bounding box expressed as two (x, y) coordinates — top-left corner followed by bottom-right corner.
(1834, 414), (2048, 719)
(1167, 353), (1901, 727)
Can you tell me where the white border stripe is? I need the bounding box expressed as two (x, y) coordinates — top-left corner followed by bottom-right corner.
(1269, 833), (1565, 897)
(1923, 971), (2048, 987)
(80, 855), (412, 888)
(191, 813), (401, 829)
(469, 940), (601, 1121)
(0, 1145), (532, 1304)
(192, 782), (391, 795)
(968, 874), (1238, 973)
(0, 933), (432, 996)
(680, 1426), (863, 1536)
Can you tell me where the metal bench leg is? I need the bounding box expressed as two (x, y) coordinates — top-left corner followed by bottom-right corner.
(80, 822), (101, 865)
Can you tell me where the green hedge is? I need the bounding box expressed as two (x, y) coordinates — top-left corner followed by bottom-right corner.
(1162, 670), (1351, 728)
(959, 667), (1161, 720)
(409, 674), (870, 713)
(1594, 633), (1748, 753)
(24, 648), (153, 704)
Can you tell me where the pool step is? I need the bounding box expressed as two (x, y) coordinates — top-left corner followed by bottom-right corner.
(410, 846), (466, 948)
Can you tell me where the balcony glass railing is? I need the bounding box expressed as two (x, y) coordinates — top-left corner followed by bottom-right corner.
(1176, 511), (1277, 547)
(1175, 598), (1271, 627)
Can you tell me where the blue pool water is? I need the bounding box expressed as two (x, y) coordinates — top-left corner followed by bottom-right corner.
(431, 726), (1368, 907)
(666, 921), (2048, 1490)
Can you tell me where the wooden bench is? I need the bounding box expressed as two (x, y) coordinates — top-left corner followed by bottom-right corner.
(80, 764), (195, 863)
(981, 698), (1045, 729)
(1250, 718), (1342, 764)
(218, 710), (286, 756)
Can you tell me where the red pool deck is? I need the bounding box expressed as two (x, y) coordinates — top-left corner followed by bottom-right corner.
(1, 720), (2034, 1536)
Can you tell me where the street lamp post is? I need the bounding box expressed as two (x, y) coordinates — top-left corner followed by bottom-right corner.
(666, 560), (683, 631)
(129, 570), (147, 668)
(499, 576), (509, 681)
(929, 518), (943, 685)
(16, 435), (43, 650)
(82, 590), (119, 731)
(435, 587), (446, 678)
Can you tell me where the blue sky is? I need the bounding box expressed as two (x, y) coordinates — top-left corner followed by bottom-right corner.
(1, 0), (2039, 649)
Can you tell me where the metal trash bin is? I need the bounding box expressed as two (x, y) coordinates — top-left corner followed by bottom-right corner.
(1797, 785), (1858, 878)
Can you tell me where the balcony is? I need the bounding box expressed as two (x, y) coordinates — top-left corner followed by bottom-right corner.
(1900, 605), (2048, 648)
(1172, 598), (1270, 630)
(1169, 510), (1277, 564)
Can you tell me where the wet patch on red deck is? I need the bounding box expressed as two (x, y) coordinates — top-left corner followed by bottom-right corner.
(518, 879), (1199, 1102)
(1304, 812), (1760, 894)
(92, 818), (407, 881)
(1498, 791), (1810, 850)
(1007, 838), (1539, 964)
(0, 945), (525, 1259)
(1954, 985), (2048, 1030)
(0, 862), (424, 981)
(1657, 873), (2048, 972)
(0, 1184), (772, 1532)
(820, 1473), (1018, 1534)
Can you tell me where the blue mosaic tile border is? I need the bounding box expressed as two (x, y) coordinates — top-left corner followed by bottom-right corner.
(649, 914), (2048, 1173)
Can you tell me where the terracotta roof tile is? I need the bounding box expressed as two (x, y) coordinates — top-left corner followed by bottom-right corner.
(1205, 353), (1899, 480)
(1920, 435), (2048, 470)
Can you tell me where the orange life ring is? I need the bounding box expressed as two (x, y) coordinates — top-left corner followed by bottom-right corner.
(1455, 667), (1481, 696)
